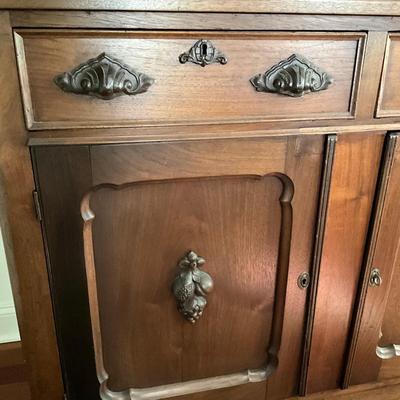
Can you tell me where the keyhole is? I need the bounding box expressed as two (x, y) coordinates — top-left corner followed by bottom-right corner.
(297, 272), (310, 289)
(201, 42), (208, 57)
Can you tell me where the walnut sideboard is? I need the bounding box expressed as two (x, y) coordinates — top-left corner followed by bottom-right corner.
(2, 2), (400, 400)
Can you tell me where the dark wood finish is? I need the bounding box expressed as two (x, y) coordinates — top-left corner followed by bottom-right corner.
(34, 136), (324, 399)
(0, 342), (28, 385)
(345, 133), (400, 386)
(305, 133), (384, 394)
(32, 146), (98, 400)
(15, 30), (364, 130)
(0, 11), (63, 400)
(3, 4), (400, 400)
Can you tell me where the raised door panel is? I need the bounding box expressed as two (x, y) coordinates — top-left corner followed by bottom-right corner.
(84, 136), (324, 400)
(344, 133), (400, 386)
(304, 133), (384, 394)
(33, 135), (325, 399)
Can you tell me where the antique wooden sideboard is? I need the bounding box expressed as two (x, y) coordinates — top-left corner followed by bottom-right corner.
(2, 2), (400, 400)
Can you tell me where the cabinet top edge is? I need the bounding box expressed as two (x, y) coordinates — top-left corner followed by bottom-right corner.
(2, 0), (400, 16)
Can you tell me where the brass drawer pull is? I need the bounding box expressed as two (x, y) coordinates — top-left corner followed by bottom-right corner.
(172, 250), (214, 324)
(54, 52), (154, 100)
(179, 39), (227, 67)
(369, 267), (383, 287)
(250, 54), (333, 97)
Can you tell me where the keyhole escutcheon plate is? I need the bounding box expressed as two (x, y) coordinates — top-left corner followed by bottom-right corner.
(179, 39), (227, 67)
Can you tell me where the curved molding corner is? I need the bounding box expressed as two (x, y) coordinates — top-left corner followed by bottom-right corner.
(81, 173), (294, 400)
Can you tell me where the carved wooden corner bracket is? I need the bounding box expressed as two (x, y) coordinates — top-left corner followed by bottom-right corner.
(250, 54), (333, 97)
(54, 52), (154, 100)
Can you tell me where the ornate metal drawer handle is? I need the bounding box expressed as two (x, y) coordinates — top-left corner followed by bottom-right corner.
(179, 39), (227, 67)
(172, 250), (214, 324)
(250, 54), (333, 97)
(369, 267), (382, 287)
(54, 52), (154, 100)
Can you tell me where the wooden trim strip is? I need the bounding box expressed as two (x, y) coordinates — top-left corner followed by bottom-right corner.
(26, 123), (400, 147)
(10, 12), (400, 32)
(3, 1), (400, 16)
(299, 135), (337, 395)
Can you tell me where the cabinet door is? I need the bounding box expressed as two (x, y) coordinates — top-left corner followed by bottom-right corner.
(345, 133), (400, 386)
(33, 136), (324, 400)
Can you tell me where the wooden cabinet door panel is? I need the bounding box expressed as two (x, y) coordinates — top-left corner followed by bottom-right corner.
(345, 133), (400, 386)
(33, 135), (324, 400)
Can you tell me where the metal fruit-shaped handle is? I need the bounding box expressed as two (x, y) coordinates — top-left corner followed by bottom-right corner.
(172, 250), (214, 324)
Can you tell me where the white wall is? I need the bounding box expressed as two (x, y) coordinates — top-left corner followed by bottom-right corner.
(0, 229), (20, 343)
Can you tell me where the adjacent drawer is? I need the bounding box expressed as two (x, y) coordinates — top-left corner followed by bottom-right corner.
(15, 30), (365, 130)
(377, 34), (400, 118)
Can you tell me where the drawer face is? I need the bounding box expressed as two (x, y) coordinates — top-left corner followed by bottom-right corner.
(377, 34), (400, 117)
(15, 30), (364, 130)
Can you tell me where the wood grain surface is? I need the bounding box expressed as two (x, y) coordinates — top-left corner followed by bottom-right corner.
(75, 135), (323, 399)
(305, 133), (384, 394)
(2, 0), (400, 16)
(377, 35), (400, 118)
(346, 134), (400, 386)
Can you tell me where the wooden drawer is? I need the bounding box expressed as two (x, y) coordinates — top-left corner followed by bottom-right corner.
(14, 30), (365, 130)
(377, 34), (400, 118)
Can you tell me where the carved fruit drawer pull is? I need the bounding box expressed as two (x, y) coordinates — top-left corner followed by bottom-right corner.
(179, 39), (227, 67)
(250, 54), (333, 97)
(172, 250), (214, 324)
(54, 52), (154, 100)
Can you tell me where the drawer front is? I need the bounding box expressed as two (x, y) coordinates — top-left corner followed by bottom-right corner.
(33, 135), (324, 400)
(15, 30), (365, 130)
(377, 34), (400, 118)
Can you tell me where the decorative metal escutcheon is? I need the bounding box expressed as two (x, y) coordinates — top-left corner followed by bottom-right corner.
(297, 272), (311, 289)
(369, 268), (383, 287)
(172, 250), (214, 324)
(250, 54), (333, 97)
(179, 39), (227, 67)
(54, 52), (154, 100)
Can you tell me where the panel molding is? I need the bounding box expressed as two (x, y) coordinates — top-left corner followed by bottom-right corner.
(81, 174), (294, 400)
